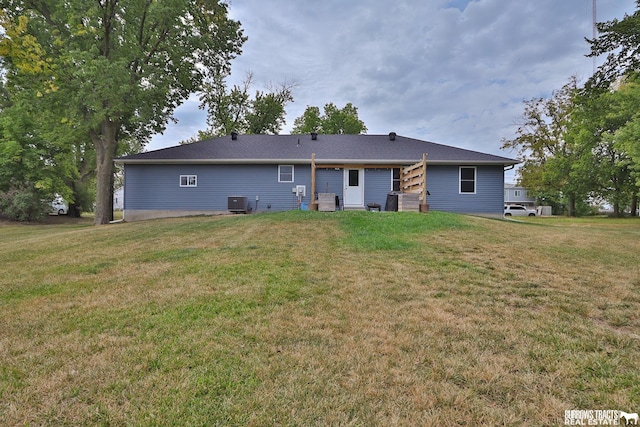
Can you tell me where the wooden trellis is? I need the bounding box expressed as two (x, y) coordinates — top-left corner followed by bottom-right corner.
(400, 153), (428, 202)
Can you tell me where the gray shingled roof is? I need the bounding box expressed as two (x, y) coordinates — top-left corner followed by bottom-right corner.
(116, 134), (518, 165)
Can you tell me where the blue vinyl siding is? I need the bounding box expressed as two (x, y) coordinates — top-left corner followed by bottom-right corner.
(425, 165), (504, 213)
(364, 169), (393, 208)
(125, 164), (312, 212)
(315, 168), (343, 199)
(124, 163), (505, 215)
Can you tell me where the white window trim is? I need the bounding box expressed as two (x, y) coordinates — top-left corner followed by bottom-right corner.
(514, 190), (522, 197)
(459, 166), (476, 194)
(278, 165), (294, 183)
(391, 168), (401, 191)
(180, 175), (197, 187)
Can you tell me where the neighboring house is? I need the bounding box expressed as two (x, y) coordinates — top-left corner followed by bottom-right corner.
(115, 133), (519, 221)
(504, 183), (536, 207)
(113, 187), (124, 211)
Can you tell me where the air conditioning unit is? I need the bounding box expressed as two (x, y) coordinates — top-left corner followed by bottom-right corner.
(228, 196), (249, 213)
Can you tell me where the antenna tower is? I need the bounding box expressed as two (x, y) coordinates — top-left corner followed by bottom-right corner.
(593, 0), (597, 39)
(592, 0), (597, 74)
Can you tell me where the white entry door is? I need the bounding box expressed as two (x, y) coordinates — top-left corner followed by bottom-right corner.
(343, 168), (364, 208)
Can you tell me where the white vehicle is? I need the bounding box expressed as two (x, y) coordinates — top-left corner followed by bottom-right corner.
(50, 200), (68, 215)
(504, 205), (536, 217)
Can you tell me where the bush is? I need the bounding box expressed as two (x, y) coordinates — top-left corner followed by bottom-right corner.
(0, 182), (49, 222)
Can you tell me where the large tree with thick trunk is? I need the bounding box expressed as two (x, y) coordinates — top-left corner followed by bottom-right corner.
(0, 0), (245, 224)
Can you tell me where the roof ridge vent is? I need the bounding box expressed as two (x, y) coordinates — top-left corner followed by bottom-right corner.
(389, 132), (396, 141)
(231, 131), (238, 140)
(311, 132), (318, 140)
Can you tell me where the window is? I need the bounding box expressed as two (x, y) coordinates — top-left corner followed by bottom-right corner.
(514, 190), (522, 197)
(180, 175), (197, 187)
(278, 165), (294, 182)
(459, 167), (476, 194)
(392, 168), (401, 191)
(348, 169), (359, 187)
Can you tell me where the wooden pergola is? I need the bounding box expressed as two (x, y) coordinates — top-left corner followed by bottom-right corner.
(309, 153), (428, 210)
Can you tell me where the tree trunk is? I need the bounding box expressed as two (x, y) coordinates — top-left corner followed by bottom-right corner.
(109, 168), (115, 222)
(91, 119), (119, 225)
(613, 201), (621, 218)
(568, 194), (576, 217)
(631, 194), (638, 217)
(67, 181), (80, 218)
(68, 202), (81, 218)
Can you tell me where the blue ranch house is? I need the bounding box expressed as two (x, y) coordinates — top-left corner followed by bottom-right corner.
(115, 132), (518, 221)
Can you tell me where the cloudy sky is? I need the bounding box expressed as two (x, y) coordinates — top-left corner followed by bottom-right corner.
(148, 0), (637, 181)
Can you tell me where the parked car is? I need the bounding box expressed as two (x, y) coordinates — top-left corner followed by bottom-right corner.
(504, 205), (536, 217)
(50, 200), (68, 215)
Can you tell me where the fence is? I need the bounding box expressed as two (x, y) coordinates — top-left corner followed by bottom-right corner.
(400, 153), (428, 202)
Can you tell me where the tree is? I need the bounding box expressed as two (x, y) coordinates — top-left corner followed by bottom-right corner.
(0, 1), (245, 224)
(291, 106), (322, 134)
(615, 117), (640, 215)
(186, 71), (295, 142)
(292, 102), (367, 135)
(586, 6), (640, 215)
(0, 76), (66, 216)
(0, 22), (95, 218)
(0, 109), (58, 221)
(587, 2), (640, 89)
(572, 81), (640, 216)
(0, 180), (49, 221)
(0, 69), (134, 218)
(502, 77), (592, 216)
(614, 104), (640, 196)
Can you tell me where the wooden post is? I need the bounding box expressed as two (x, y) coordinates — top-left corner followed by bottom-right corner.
(420, 152), (429, 213)
(422, 153), (427, 201)
(311, 153), (317, 206)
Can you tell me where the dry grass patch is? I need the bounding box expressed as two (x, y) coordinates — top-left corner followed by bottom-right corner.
(1, 211), (639, 425)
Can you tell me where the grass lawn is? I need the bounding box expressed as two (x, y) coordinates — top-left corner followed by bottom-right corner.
(1, 211), (639, 425)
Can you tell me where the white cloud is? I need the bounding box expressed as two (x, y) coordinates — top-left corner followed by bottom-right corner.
(149, 0), (637, 174)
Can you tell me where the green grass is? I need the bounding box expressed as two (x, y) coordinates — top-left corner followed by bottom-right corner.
(1, 212), (639, 425)
(337, 210), (470, 250)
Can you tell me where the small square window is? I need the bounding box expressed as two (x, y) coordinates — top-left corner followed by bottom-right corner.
(278, 165), (294, 182)
(180, 175), (197, 187)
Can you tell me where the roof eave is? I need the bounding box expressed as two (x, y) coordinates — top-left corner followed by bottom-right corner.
(115, 158), (313, 165)
(429, 160), (520, 166)
(115, 158), (519, 166)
